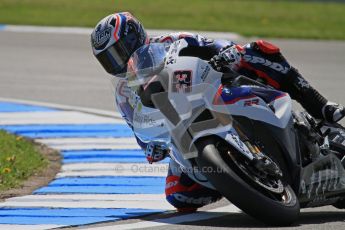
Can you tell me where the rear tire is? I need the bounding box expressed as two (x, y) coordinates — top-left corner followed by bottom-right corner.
(195, 137), (300, 226)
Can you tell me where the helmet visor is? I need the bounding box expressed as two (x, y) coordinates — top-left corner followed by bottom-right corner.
(96, 33), (139, 76)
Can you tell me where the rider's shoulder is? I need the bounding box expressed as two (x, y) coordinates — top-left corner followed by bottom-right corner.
(149, 32), (204, 44)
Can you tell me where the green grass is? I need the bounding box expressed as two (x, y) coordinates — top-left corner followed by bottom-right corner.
(0, 131), (47, 192)
(0, 0), (345, 39)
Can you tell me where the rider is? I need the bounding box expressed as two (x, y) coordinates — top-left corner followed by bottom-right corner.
(91, 12), (345, 212)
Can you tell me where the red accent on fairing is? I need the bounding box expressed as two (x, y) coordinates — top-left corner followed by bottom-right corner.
(212, 85), (258, 105)
(273, 93), (288, 101)
(165, 175), (202, 196)
(256, 40), (280, 54)
(240, 61), (281, 89)
(212, 86), (224, 105)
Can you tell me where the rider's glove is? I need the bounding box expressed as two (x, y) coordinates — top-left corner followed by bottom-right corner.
(145, 141), (170, 164)
(209, 45), (242, 72)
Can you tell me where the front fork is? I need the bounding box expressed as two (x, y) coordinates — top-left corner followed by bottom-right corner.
(223, 123), (282, 177)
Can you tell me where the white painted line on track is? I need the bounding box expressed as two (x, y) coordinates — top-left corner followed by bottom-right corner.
(0, 224), (63, 230)
(40, 144), (139, 151)
(0, 200), (173, 210)
(61, 163), (143, 171)
(2, 194), (173, 210)
(58, 163), (169, 177)
(3, 25), (93, 34)
(8, 194), (167, 202)
(0, 201), (173, 210)
(0, 97), (123, 119)
(38, 137), (137, 145)
(0, 111), (124, 125)
(37, 137), (139, 150)
(0, 25), (243, 40)
(41, 143), (140, 150)
(86, 204), (240, 230)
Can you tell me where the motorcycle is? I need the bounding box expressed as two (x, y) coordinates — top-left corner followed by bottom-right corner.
(114, 40), (345, 225)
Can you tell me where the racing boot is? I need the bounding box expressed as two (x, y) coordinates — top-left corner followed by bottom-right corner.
(322, 102), (345, 123)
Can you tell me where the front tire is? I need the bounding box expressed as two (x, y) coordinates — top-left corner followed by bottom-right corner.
(195, 137), (300, 226)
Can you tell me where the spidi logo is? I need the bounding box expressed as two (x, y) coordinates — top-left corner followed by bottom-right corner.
(243, 55), (290, 74)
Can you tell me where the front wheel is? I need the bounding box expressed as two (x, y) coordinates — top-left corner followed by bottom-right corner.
(195, 137), (300, 226)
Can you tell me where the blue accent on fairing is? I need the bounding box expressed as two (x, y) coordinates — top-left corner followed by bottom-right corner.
(0, 24), (6, 30)
(119, 102), (134, 124)
(0, 102), (57, 112)
(0, 207), (163, 225)
(219, 86), (254, 103)
(34, 176), (166, 194)
(250, 87), (286, 103)
(0, 124), (133, 138)
(220, 86), (286, 104)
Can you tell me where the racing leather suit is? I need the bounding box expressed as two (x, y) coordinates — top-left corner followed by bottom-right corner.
(116, 32), (337, 211)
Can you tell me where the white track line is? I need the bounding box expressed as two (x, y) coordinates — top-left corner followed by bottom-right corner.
(42, 144), (139, 151)
(7, 194), (166, 201)
(2, 25), (93, 34)
(0, 200), (173, 210)
(0, 25), (242, 40)
(0, 97), (123, 119)
(2, 194), (173, 210)
(0, 111), (122, 125)
(61, 163), (143, 171)
(86, 204), (240, 230)
(58, 163), (169, 177)
(38, 137), (137, 145)
(0, 201), (173, 210)
(0, 224), (62, 230)
(37, 137), (139, 150)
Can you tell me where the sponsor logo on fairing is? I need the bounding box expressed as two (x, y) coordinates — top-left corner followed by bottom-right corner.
(200, 65), (211, 82)
(244, 99), (259, 106)
(172, 70), (192, 93)
(243, 54), (290, 74)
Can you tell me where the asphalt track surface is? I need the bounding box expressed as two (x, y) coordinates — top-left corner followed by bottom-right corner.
(0, 29), (345, 229)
